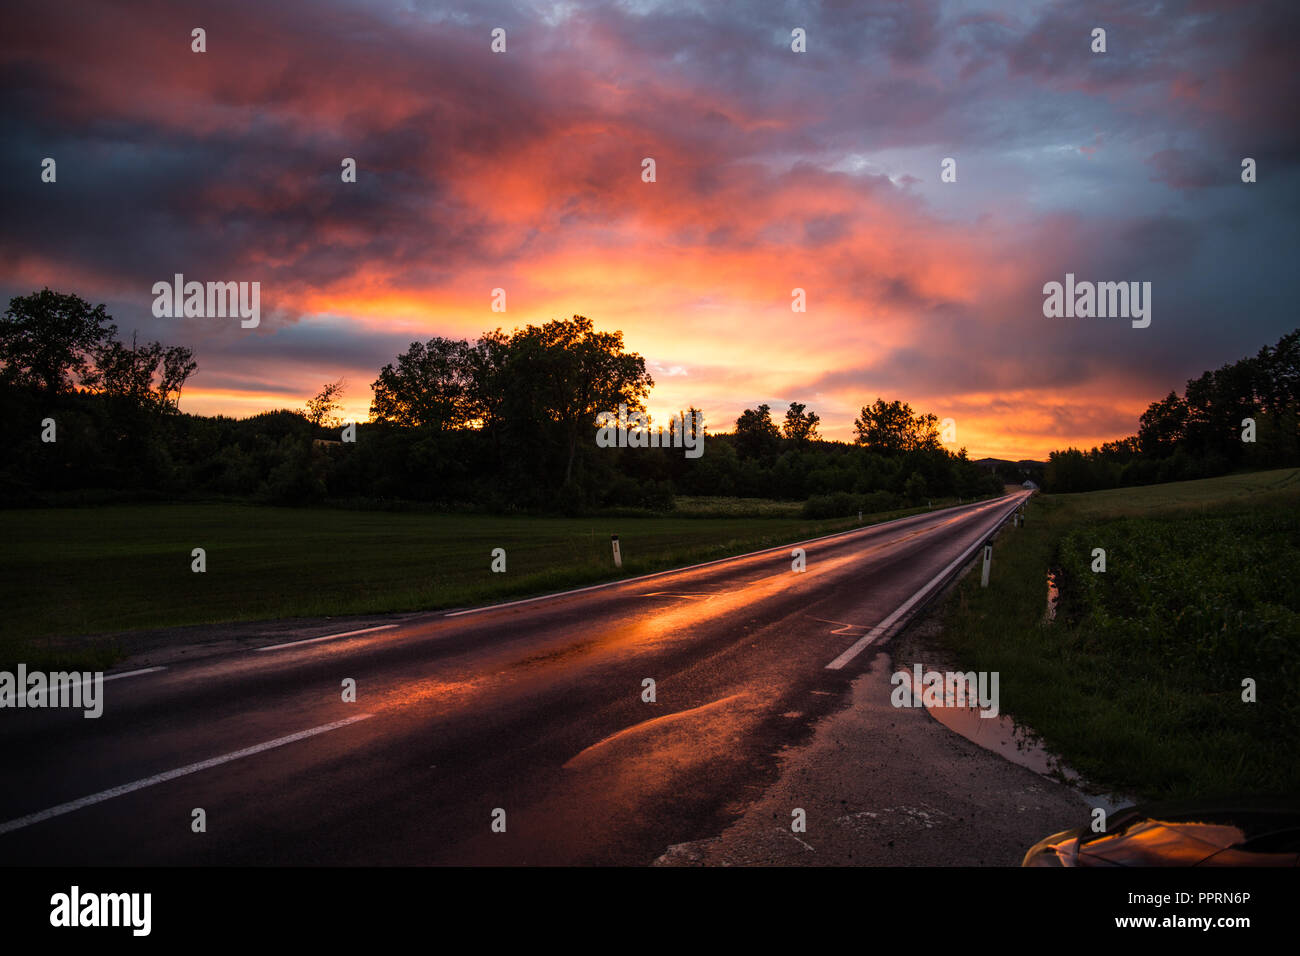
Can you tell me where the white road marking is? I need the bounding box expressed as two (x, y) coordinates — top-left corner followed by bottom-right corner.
(825, 495), (1027, 670)
(0, 714), (374, 836)
(13, 666), (165, 707)
(447, 495), (1018, 619)
(256, 624), (397, 652)
(104, 666), (166, 681)
(812, 618), (873, 636)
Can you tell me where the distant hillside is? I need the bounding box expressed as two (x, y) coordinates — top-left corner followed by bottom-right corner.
(974, 458), (1046, 469)
(974, 458), (1047, 484)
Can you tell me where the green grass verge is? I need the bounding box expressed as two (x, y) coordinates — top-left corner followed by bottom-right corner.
(0, 497), (959, 668)
(935, 467), (1300, 801)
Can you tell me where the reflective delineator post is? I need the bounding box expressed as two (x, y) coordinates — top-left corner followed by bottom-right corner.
(980, 541), (992, 587)
(611, 534), (622, 568)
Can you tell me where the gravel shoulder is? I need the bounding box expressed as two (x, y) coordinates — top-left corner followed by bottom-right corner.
(656, 607), (1091, 866)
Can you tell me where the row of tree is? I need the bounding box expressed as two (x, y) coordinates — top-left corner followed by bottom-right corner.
(1045, 329), (1300, 492)
(730, 398), (945, 457)
(0, 289), (1001, 511)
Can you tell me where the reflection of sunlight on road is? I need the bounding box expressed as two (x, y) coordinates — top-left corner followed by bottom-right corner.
(360, 503), (1015, 728)
(562, 693), (750, 770)
(370, 676), (490, 713)
(625, 502), (1000, 650)
(557, 690), (773, 822)
(629, 543), (894, 648)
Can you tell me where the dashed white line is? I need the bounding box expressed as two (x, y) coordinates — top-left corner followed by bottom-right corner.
(13, 666), (166, 707)
(103, 666), (167, 682)
(256, 624), (397, 651)
(789, 831), (816, 852)
(0, 714), (374, 836)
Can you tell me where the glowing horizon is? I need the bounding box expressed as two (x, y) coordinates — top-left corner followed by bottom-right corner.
(3, 0), (1296, 461)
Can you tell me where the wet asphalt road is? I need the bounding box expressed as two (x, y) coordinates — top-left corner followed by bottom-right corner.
(0, 493), (1028, 865)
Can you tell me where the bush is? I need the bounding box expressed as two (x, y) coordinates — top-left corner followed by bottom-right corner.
(801, 491), (861, 519)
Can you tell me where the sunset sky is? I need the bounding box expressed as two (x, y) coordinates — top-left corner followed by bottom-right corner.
(3, 0), (1297, 459)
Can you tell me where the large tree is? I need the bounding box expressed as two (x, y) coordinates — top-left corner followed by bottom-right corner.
(853, 398), (940, 453)
(1137, 391), (1188, 455)
(159, 345), (198, 410)
(91, 335), (197, 411)
(782, 401), (821, 445)
(369, 337), (477, 430)
(0, 289), (117, 393)
(1254, 329), (1299, 417)
(503, 316), (653, 487)
(367, 317), (653, 491)
(734, 403), (782, 459)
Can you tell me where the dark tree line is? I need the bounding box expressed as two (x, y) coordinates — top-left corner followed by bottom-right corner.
(1, 289), (1002, 512)
(723, 398), (1001, 516)
(1045, 329), (1300, 492)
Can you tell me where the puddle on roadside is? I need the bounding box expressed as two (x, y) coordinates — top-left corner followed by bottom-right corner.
(898, 668), (1079, 785)
(1045, 571), (1059, 622)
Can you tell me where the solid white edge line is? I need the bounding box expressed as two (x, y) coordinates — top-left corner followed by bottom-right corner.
(446, 494), (1018, 619)
(256, 624), (398, 652)
(0, 714), (375, 836)
(12, 666), (166, 707)
(825, 494), (1027, 670)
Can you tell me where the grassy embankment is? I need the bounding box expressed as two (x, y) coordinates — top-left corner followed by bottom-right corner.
(935, 468), (1300, 800)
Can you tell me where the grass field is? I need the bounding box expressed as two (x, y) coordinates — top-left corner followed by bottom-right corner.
(0, 497), (971, 667)
(670, 496), (805, 517)
(935, 467), (1300, 801)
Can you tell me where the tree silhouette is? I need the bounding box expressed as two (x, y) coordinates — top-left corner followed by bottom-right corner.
(306, 379), (346, 427)
(782, 402), (821, 445)
(0, 289), (116, 393)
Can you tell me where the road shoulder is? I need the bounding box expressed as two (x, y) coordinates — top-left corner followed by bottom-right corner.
(655, 612), (1088, 866)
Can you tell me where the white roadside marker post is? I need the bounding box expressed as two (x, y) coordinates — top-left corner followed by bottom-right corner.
(611, 534), (622, 568)
(981, 541), (992, 588)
